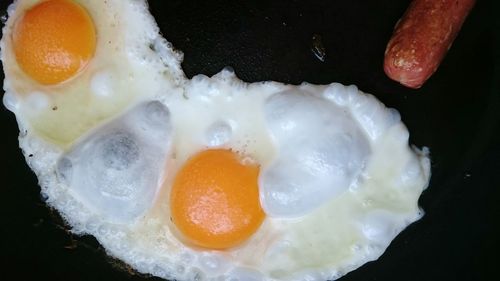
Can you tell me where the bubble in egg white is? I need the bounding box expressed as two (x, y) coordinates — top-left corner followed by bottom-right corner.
(198, 254), (230, 276)
(56, 101), (172, 223)
(260, 90), (371, 217)
(360, 211), (399, 242)
(2, 91), (17, 111)
(323, 83), (357, 106)
(205, 121), (233, 147)
(90, 71), (115, 98)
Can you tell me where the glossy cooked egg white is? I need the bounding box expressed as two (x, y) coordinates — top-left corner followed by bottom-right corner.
(1, 1), (431, 281)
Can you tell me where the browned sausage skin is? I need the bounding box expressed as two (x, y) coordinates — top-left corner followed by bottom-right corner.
(384, 0), (476, 89)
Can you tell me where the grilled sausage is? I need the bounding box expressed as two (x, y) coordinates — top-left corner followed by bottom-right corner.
(384, 0), (476, 89)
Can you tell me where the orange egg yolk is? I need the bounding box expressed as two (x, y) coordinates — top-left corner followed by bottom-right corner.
(12, 0), (96, 85)
(170, 149), (265, 249)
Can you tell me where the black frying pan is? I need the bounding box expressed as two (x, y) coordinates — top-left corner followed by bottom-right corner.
(1, 0), (498, 280)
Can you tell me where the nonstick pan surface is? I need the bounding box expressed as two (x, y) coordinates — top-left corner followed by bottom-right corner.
(1, 0), (498, 280)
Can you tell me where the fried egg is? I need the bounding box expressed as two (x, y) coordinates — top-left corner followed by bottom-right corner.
(1, 1), (431, 281)
(1, 0), (183, 146)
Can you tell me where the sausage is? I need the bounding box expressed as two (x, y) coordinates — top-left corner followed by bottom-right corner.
(383, 0), (476, 89)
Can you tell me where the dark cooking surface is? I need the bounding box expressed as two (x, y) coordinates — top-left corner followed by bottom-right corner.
(1, 0), (498, 280)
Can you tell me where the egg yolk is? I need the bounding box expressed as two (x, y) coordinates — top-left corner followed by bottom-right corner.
(12, 0), (96, 85)
(170, 149), (265, 249)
